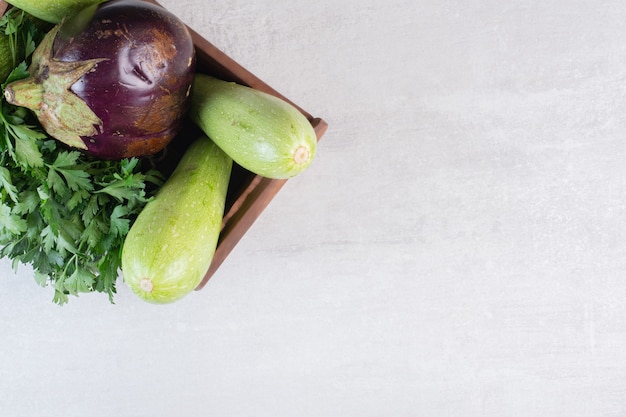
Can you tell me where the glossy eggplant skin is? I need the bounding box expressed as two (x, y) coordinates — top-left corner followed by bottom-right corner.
(53, 0), (196, 159)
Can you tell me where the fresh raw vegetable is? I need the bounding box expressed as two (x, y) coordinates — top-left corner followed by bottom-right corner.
(122, 136), (232, 304)
(189, 74), (317, 179)
(4, 0), (196, 159)
(0, 9), (163, 304)
(5, 0), (107, 24)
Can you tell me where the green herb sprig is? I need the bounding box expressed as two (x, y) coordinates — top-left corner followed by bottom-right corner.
(0, 7), (43, 79)
(0, 10), (163, 304)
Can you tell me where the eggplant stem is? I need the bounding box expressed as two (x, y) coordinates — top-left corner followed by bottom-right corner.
(4, 77), (44, 111)
(2, 23), (107, 151)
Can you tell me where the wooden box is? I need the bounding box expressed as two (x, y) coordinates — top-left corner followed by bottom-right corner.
(0, 0), (328, 290)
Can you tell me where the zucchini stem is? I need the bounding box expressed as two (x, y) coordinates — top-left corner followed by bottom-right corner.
(139, 278), (154, 293)
(293, 146), (310, 165)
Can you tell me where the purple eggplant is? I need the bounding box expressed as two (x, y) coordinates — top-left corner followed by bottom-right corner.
(4, 0), (196, 159)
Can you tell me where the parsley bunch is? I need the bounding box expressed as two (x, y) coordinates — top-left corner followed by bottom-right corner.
(0, 10), (163, 304)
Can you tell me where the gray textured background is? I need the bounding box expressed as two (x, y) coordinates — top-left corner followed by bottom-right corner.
(2, 0), (626, 415)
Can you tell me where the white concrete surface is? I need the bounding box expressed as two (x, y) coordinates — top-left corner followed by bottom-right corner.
(2, 0), (626, 415)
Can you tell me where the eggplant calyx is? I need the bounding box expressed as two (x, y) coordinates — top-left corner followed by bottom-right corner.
(4, 24), (107, 150)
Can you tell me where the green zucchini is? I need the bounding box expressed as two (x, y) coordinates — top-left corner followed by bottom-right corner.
(5, 0), (106, 24)
(121, 136), (232, 304)
(189, 74), (317, 179)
